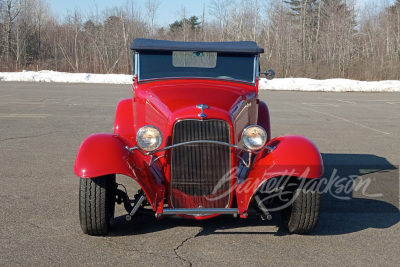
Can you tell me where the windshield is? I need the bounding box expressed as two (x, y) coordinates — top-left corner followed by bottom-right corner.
(138, 51), (256, 83)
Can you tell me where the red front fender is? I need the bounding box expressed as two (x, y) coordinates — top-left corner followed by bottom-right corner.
(74, 133), (134, 178)
(73, 133), (165, 210)
(236, 135), (323, 215)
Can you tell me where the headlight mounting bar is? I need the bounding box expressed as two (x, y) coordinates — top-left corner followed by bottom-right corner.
(126, 140), (275, 157)
(125, 140), (276, 167)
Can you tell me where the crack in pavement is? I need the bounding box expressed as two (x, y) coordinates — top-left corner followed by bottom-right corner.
(173, 227), (203, 267)
(103, 239), (176, 259)
(23, 221), (63, 233)
(0, 131), (61, 142)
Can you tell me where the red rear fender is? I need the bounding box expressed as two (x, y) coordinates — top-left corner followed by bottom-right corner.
(257, 100), (271, 142)
(114, 98), (135, 143)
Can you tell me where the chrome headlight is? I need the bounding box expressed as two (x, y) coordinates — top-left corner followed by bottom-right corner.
(136, 126), (162, 152)
(242, 125), (267, 150)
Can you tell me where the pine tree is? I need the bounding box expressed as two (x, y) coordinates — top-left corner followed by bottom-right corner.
(284, 0), (319, 69)
(169, 16), (200, 32)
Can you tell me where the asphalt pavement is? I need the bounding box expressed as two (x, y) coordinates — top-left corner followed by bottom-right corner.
(1, 82), (399, 266)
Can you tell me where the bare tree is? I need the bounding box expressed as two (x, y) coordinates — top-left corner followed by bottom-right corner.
(145, 0), (160, 36)
(1, 0), (400, 80)
(2, 0), (21, 61)
(209, 0), (231, 40)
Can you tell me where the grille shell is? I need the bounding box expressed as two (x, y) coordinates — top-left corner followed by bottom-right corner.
(171, 120), (232, 209)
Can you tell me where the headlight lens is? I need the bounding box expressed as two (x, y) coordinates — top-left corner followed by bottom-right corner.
(242, 125), (267, 150)
(136, 126), (162, 152)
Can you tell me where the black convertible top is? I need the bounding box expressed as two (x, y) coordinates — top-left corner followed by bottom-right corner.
(130, 38), (264, 54)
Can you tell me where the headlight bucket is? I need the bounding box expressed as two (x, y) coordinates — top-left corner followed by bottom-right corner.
(136, 125), (163, 152)
(242, 125), (267, 150)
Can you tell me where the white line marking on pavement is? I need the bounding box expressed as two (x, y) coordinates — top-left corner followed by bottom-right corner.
(302, 103), (339, 107)
(9, 102), (57, 105)
(318, 97), (357, 104)
(63, 98), (76, 102)
(363, 100), (394, 102)
(7, 102), (111, 107)
(293, 105), (391, 135)
(0, 113), (50, 118)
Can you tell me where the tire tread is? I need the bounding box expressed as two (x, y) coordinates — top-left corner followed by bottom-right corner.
(79, 175), (115, 236)
(287, 182), (320, 234)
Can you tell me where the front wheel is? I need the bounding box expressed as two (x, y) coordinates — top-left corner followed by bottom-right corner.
(79, 175), (116, 235)
(281, 179), (320, 234)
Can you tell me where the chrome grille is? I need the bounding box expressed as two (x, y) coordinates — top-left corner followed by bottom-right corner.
(171, 120), (231, 209)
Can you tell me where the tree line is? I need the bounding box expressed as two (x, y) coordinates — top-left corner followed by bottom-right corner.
(0, 0), (399, 80)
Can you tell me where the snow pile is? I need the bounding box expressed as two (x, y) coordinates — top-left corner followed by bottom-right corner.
(0, 70), (133, 84)
(1, 70), (399, 92)
(258, 78), (400, 92)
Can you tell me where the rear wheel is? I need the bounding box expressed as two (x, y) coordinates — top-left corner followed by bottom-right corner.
(79, 175), (116, 236)
(281, 179), (320, 234)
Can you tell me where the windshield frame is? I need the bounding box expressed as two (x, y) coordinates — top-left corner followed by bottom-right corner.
(135, 51), (259, 85)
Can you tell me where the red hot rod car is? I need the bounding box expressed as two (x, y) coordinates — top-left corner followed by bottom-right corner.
(74, 38), (323, 235)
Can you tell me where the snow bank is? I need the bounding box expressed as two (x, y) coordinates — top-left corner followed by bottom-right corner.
(0, 70), (133, 84)
(258, 78), (400, 92)
(1, 70), (399, 92)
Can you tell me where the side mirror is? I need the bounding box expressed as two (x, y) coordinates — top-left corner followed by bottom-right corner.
(261, 69), (275, 80)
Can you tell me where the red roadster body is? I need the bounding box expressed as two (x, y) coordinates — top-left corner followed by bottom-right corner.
(74, 39), (323, 235)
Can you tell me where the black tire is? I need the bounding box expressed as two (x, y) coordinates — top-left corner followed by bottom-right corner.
(79, 175), (116, 236)
(281, 180), (320, 234)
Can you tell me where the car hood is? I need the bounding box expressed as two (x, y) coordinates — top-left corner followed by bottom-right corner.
(144, 80), (252, 120)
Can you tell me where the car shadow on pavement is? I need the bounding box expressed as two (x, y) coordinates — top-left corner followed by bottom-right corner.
(312, 153), (400, 236)
(110, 214), (284, 237)
(110, 153), (399, 237)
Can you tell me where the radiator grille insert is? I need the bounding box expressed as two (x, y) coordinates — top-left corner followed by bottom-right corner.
(171, 120), (231, 209)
